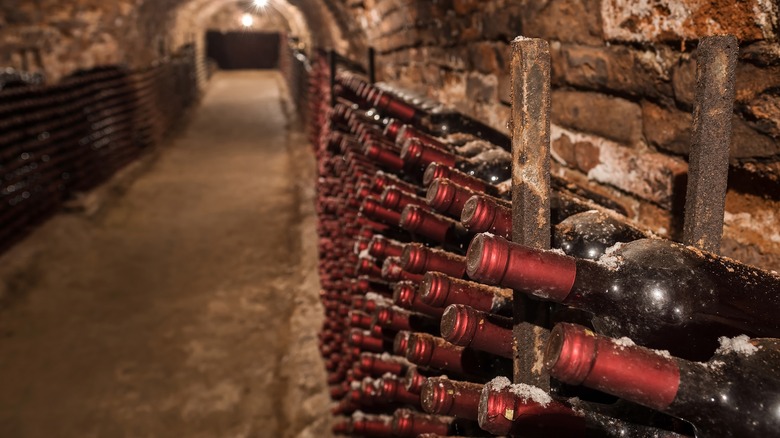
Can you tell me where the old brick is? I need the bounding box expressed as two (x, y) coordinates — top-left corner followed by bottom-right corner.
(551, 43), (677, 100)
(552, 124), (688, 209)
(735, 63), (780, 105)
(520, 0), (604, 45)
(642, 100), (779, 158)
(671, 54), (696, 108)
(465, 72), (498, 103)
(552, 134), (577, 168)
(467, 41), (502, 74)
(573, 140), (602, 173)
(731, 116), (780, 159)
(642, 100), (691, 155)
(601, 0), (776, 43)
(551, 90), (643, 145)
(744, 92), (780, 139)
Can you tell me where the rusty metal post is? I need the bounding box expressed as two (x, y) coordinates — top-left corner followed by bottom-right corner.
(328, 49), (337, 107)
(509, 37), (552, 391)
(368, 47), (376, 84)
(682, 35), (738, 254)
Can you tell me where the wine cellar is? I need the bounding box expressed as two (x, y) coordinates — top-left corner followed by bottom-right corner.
(1, 1), (779, 437)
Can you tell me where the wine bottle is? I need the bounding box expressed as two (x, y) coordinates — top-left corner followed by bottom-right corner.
(421, 377), (483, 421)
(440, 304), (513, 359)
(377, 375), (422, 407)
(392, 408), (483, 437)
(368, 234), (406, 259)
(404, 332), (512, 380)
(359, 352), (411, 377)
(426, 178), (482, 219)
(401, 243), (467, 278)
(361, 196), (402, 226)
(553, 210), (647, 260)
(382, 186), (428, 211)
(546, 323), (780, 437)
(374, 304), (440, 334)
(424, 162), (504, 198)
(382, 256), (425, 283)
(401, 138), (511, 183)
(466, 233), (780, 359)
(419, 272), (512, 316)
(400, 205), (472, 251)
(393, 281), (446, 318)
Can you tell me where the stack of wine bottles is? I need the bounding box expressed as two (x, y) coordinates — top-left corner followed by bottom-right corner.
(308, 55), (780, 437)
(0, 45), (200, 254)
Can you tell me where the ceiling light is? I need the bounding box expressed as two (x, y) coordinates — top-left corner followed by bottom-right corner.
(241, 13), (254, 27)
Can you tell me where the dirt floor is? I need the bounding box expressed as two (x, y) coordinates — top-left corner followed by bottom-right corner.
(0, 71), (332, 438)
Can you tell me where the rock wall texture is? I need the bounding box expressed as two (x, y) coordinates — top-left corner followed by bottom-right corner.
(337, 0), (780, 269)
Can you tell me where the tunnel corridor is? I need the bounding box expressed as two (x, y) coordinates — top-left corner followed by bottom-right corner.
(0, 71), (330, 437)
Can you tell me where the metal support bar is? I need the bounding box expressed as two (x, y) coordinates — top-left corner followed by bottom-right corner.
(328, 49), (337, 107)
(368, 47), (376, 84)
(509, 37), (552, 391)
(683, 35), (738, 254)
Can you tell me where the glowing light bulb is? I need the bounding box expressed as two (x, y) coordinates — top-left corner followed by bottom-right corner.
(253, 0), (268, 7)
(241, 13), (254, 27)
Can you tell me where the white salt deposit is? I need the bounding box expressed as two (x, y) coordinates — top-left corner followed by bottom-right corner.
(509, 383), (553, 407)
(597, 241), (626, 269)
(716, 335), (759, 356)
(613, 337), (635, 347)
(486, 376), (512, 391)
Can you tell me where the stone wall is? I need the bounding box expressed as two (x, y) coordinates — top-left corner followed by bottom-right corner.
(341, 0), (780, 270)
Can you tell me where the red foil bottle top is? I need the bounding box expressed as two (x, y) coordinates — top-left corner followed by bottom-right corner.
(361, 196), (402, 225)
(478, 377), (583, 435)
(382, 186), (427, 211)
(421, 377), (483, 420)
(369, 235), (405, 259)
(466, 233), (576, 301)
(394, 330), (413, 356)
(423, 162), (491, 194)
(426, 178), (476, 217)
(391, 409), (451, 437)
(393, 281), (417, 307)
(359, 353), (407, 376)
(364, 142), (404, 171)
(440, 304), (513, 359)
(400, 205), (454, 243)
(352, 416), (394, 436)
(545, 323), (680, 411)
(405, 366), (427, 394)
(419, 272), (512, 314)
(460, 195), (511, 238)
(383, 119), (403, 141)
(400, 138), (457, 169)
(401, 243), (467, 278)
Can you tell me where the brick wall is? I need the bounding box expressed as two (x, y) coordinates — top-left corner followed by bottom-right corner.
(342, 0), (780, 270)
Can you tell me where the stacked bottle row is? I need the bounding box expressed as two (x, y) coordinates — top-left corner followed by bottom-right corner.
(0, 46), (199, 254)
(308, 55), (780, 437)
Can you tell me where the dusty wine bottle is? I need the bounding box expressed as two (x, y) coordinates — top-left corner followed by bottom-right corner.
(440, 304), (513, 359)
(400, 205), (472, 251)
(426, 178), (481, 218)
(421, 377), (483, 421)
(419, 272), (512, 316)
(393, 281), (446, 318)
(466, 233), (780, 359)
(401, 243), (467, 278)
(546, 323), (780, 437)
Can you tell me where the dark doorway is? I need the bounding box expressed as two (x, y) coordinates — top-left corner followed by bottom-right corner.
(206, 31), (281, 69)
